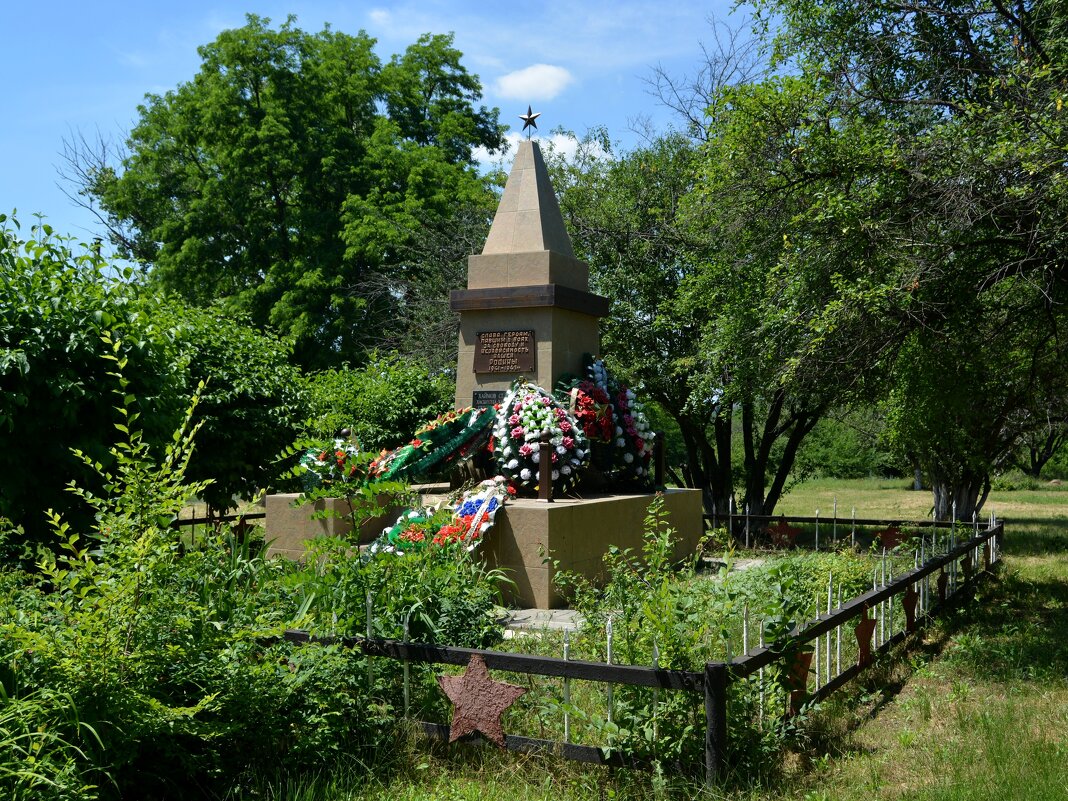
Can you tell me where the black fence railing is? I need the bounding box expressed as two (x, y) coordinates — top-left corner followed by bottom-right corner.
(276, 518), (1005, 783)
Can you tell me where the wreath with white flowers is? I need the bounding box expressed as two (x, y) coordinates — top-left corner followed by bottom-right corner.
(493, 381), (589, 495)
(611, 382), (654, 482)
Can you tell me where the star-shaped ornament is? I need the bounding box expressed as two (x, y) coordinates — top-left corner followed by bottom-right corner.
(438, 654), (526, 747)
(519, 105), (541, 137)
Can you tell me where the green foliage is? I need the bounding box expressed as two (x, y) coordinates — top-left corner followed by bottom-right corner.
(81, 15), (503, 368)
(796, 408), (902, 480)
(303, 353), (453, 451)
(158, 301), (306, 510)
(0, 216), (184, 543)
(744, 0), (1068, 514)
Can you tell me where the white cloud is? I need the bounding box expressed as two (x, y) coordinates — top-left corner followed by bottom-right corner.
(494, 64), (574, 101)
(368, 8), (391, 26)
(474, 131), (609, 173)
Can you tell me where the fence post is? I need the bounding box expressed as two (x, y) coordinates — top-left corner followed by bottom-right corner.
(653, 430), (666, 491)
(704, 662), (728, 785)
(538, 430), (553, 503)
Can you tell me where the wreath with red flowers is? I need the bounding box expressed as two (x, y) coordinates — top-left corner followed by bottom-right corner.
(556, 356), (653, 486)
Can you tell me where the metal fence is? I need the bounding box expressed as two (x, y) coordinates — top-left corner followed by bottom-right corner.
(277, 516), (1005, 783)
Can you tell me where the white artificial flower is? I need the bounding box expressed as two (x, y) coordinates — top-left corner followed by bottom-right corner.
(532, 452), (540, 464)
(520, 468), (532, 480)
(623, 453), (634, 463)
(615, 426), (624, 436)
(552, 470), (560, 481)
(562, 465), (572, 475)
(507, 459), (519, 469)
(616, 438), (626, 448)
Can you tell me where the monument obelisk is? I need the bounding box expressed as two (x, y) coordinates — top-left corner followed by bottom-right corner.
(450, 137), (609, 409)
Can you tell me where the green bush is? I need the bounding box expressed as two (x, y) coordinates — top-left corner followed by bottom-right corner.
(794, 408), (903, 479)
(0, 367), (507, 796)
(303, 353), (453, 450)
(158, 302), (307, 509)
(990, 468), (1042, 492)
(0, 217), (185, 544)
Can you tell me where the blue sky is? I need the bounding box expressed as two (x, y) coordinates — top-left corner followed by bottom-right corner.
(2, 1), (741, 246)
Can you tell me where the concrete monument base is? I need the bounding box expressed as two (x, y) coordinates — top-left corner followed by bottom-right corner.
(481, 489), (703, 609)
(264, 493), (396, 560)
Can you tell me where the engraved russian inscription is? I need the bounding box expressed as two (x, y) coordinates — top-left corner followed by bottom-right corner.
(474, 330), (535, 374)
(473, 390), (506, 408)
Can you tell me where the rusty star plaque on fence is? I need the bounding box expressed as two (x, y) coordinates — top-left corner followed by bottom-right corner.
(876, 526), (906, 549)
(785, 648), (813, 717)
(962, 551), (974, 581)
(937, 569), (949, 602)
(902, 585), (919, 632)
(766, 516), (801, 548)
(438, 654), (526, 747)
(855, 607), (877, 668)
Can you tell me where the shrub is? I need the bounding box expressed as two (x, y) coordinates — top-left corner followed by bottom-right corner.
(303, 353), (453, 450)
(157, 302), (307, 510)
(0, 216), (184, 544)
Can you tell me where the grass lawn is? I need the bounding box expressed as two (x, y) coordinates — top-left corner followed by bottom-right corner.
(236, 479), (1068, 801)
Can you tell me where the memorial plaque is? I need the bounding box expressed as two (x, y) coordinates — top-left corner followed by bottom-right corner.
(474, 330), (535, 374)
(473, 390), (506, 408)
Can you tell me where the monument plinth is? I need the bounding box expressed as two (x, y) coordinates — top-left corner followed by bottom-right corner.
(451, 140), (609, 409)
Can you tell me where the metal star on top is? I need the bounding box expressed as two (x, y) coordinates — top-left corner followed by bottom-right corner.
(438, 654), (526, 747)
(519, 105), (541, 138)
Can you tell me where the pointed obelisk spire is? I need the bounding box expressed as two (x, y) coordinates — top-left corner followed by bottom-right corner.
(482, 140), (575, 258)
(451, 128), (608, 410)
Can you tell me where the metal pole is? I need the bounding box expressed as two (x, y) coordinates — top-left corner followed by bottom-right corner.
(403, 612), (411, 716)
(826, 573), (832, 679)
(704, 662), (728, 785)
(833, 497), (838, 544)
(563, 630), (571, 743)
(538, 430), (554, 502)
(815, 509), (820, 551)
(606, 616), (614, 725)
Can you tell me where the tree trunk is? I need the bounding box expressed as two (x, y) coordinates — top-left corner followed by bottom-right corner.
(931, 471), (990, 522)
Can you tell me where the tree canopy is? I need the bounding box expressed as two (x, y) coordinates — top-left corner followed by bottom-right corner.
(74, 15), (503, 369)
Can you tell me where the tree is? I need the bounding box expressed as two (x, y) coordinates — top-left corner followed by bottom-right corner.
(68, 15), (503, 369)
(552, 120), (863, 520)
(746, 0), (1068, 516)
